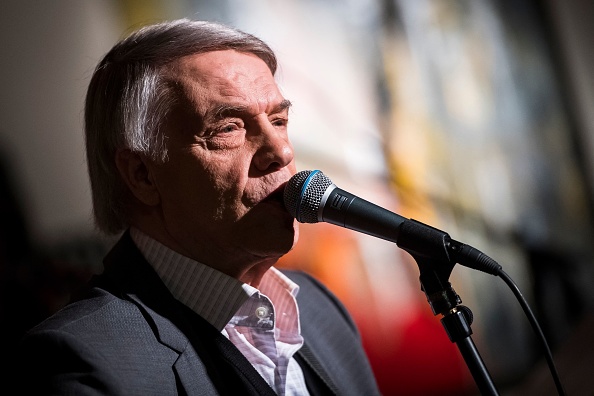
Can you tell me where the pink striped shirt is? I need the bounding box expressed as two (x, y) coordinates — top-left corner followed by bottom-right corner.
(130, 228), (309, 396)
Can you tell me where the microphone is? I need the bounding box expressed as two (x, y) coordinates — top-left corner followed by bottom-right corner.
(283, 170), (501, 275)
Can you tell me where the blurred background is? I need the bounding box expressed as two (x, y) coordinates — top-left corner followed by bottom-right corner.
(1, 0), (593, 394)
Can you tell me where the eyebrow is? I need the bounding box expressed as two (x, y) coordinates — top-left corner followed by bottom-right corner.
(209, 99), (292, 120)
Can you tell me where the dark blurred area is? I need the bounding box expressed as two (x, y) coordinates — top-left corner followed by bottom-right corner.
(0, 147), (109, 363)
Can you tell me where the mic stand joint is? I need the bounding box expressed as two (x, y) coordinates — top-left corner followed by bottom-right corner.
(398, 219), (500, 395)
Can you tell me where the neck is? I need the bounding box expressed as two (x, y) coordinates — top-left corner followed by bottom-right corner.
(130, 222), (279, 287)
(227, 257), (279, 288)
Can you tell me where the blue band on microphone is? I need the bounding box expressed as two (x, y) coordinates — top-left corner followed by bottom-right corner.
(295, 170), (320, 222)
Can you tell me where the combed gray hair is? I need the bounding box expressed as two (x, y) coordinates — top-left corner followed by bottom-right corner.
(85, 19), (277, 234)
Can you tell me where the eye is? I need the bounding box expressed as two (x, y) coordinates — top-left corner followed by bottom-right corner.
(221, 124), (238, 133)
(271, 117), (288, 128)
(217, 121), (244, 134)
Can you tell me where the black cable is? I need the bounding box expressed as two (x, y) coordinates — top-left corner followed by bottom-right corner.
(496, 268), (566, 396)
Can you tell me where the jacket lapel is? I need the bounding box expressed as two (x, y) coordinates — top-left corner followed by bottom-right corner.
(97, 231), (276, 396)
(286, 270), (380, 396)
(296, 343), (340, 395)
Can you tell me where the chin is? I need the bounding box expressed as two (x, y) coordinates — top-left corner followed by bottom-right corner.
(287, 222), (300, 252)
(252, 222), (299, 259)
(234, 209), (299, 256)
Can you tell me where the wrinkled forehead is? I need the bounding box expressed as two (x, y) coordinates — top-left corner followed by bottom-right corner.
(166, 50), (274, 86)
(165, 50), (283, 113)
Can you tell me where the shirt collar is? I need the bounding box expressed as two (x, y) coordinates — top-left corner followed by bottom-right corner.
(129, 227), (299, 331)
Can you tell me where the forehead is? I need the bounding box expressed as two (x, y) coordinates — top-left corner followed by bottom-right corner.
(167, 50), (281, 111)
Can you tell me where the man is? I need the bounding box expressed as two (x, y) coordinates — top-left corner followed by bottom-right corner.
(13, 19), (380, 395)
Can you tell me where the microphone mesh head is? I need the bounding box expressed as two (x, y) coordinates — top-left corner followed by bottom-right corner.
(283, 170), (333, 223)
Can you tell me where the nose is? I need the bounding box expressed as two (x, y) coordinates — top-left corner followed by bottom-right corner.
(252, 121), (294, 173)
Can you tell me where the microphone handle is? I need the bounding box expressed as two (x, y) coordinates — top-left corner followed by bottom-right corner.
(320, 187), (502, 275)
(320, 186), (407, 244)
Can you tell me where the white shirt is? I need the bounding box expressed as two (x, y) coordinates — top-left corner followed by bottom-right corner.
(130, 228), (309, 396)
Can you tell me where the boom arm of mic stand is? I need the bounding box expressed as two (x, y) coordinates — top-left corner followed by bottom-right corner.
(397, 220), (499, 395)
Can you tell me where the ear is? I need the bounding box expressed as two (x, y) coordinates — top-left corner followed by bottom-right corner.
(115, 149), (161, 206)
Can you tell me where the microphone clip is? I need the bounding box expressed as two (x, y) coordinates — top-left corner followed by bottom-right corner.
(396, 219), (460, 315)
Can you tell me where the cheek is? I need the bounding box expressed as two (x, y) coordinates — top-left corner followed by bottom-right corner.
(151, 156), (210, 211)
(156, 146), (252, 221)
(195, 159), (251, 219)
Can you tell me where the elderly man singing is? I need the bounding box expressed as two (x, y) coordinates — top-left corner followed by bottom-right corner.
(13, 19), (380, 396)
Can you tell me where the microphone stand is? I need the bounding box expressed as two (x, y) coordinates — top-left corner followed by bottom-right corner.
(414, 255), (498, 395)
(398, 220), (499, 395)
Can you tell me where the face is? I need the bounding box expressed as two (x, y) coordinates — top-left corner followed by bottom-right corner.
(146, 50), (299, 274)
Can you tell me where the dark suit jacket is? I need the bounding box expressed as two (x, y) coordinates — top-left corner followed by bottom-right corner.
(13, 231), (380, 395)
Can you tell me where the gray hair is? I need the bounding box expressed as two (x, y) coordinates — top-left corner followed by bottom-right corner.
(85, 19), (278, 234)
